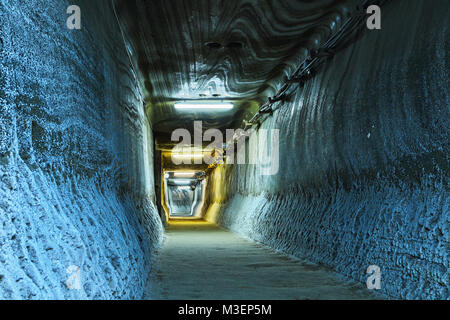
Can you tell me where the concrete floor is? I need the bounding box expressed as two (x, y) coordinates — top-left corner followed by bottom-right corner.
(146, 220), (377, 300)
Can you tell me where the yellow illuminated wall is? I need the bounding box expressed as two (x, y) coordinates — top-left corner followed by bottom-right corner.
(204, 164), (230, 223)
(159, 148), (236, 225)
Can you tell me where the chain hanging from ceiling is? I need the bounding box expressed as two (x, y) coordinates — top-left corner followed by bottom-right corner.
(197, 0), (389, 181)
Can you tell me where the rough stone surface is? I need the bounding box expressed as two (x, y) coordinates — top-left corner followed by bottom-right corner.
(0, 0), (448, 301)
(206, 0), (449, 300)
(0, 0), (163, 299)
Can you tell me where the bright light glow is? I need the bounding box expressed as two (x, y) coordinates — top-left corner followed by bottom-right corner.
(174, 172), (197, 178)
(174, 102), (234, 110)
(171, 153), (205, 159)
(171, 179), (194, 185)
(164, 173), (170, 179)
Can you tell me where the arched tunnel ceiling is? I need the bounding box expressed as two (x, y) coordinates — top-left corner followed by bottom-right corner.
(113, 0), (353, 146)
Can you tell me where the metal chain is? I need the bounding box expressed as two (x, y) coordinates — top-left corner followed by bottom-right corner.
(198, 0), (388, 179)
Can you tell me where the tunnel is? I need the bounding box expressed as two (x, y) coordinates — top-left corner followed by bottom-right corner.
(0, 0), (448, 301)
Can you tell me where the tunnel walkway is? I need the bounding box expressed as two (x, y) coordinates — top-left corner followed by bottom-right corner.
(145, 220), (376, 300)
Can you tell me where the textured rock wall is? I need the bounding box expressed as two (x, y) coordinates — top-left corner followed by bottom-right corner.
(206, 0), (449, 299)
(0, 0), (163, 299)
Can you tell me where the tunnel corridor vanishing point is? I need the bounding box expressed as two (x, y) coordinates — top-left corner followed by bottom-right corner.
(0, 0), (448, 301)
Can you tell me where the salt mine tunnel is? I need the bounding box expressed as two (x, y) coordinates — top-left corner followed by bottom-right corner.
(0, 0), (448, 301)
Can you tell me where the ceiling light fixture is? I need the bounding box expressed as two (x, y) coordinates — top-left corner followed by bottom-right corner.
(171, 153), (204, 160)
(177, 186), (192, 190)
(170, 179), (195, 185)
(174, 172), (197, 178)
(174, 102), (234, 110)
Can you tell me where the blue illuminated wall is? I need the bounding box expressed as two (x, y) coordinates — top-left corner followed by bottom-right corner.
(0, 0), (163, 299)
(207, 0), (449, 299)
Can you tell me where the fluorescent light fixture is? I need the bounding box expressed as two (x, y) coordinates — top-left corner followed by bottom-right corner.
(174, 102), (234, 110)
(171, 179), (194, 185)
(177, 186), (192, 190)
(174, 172), (197, 178)
(171, 153), (204, 159)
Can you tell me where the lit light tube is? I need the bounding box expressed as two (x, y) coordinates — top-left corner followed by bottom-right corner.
(174, 102), (234, 110)
(174, 172), (197, 178)
(171, 179), (194, 185)
(171, 153), (204, 160)
(177, 186), (192, 190)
